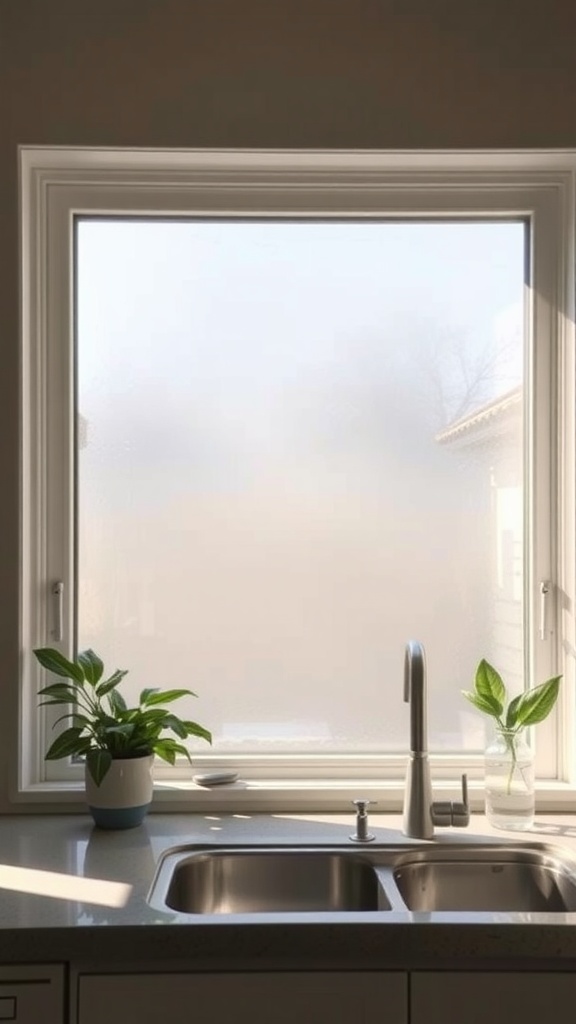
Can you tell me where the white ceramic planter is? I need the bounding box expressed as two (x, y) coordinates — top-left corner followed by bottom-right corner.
(85, 754), (154, 829)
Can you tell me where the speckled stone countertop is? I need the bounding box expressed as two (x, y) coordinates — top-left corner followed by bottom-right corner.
(2, 811), (576, 970)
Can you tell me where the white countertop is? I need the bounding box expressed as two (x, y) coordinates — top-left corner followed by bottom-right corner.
(2, 811), (576, 969)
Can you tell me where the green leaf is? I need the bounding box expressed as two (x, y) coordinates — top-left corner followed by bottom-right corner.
(161, 714), (189, 739)
(38, 682), (79, 704)
(34, 647), (84, 684)
(462, 689), (503, 719)
(505, 693), (524, 729)
(514, 676), (561, 726)
(45, 726), (86, 760)
(77, 649), (104, 686)
(139, 688), (159, 705)
(52, 712), (91, 731)
(153, 739), (191, 765)
(86, 749), (113, 786)
(104, 723), (136, 738)
(96, 670), (128, 698)
(475, 660), (506, 708)
(129, 706), (167, 722)
(182, 721), (212, 744)
(108, 689), (127, 715)
(141, 688), (195, 707)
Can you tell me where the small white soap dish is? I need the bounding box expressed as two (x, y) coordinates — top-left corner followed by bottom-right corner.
(193, 771), (239, 787)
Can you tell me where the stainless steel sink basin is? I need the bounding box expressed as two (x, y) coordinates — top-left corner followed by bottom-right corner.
(161, 850), (386, 913)
(392, 846), (576, 913)
(148, 842), (576, 918)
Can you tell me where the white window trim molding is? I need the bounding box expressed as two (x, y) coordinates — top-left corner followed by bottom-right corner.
(16, 146), (576, 811)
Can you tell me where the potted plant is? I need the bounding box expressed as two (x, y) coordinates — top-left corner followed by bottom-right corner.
(34, 646), (212, 829)
(462, 659), (560, 831)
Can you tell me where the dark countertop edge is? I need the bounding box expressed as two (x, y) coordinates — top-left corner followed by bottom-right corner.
(3, 921), (576, 970)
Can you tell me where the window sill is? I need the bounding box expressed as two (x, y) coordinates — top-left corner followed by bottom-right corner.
(10, 777), (576, 815)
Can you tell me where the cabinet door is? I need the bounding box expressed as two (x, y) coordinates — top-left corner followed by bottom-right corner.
(411, 971), (576, 1024)
(77, 971), (407, 1024)
(0, 965), (64, 1024)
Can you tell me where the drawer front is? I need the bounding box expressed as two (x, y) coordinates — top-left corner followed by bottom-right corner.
(0, 966), (64, 1024)
(411, 971), (576, 1024)
(78, 970), (407, 1024)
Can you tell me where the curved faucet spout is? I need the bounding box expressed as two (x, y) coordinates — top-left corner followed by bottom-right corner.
(402, 640), (470, 839)
(402, 640), (433, 838)
(404, 640), (427, 756)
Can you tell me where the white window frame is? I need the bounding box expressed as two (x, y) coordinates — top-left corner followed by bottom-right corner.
(17, 147), (576, 811)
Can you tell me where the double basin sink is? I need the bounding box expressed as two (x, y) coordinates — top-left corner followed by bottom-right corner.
(148, 841), (576, 917)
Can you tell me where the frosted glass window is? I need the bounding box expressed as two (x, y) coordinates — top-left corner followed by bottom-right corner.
(75, 219), (525, 755)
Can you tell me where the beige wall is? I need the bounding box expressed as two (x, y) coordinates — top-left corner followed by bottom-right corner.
(1, 0), (576, 807)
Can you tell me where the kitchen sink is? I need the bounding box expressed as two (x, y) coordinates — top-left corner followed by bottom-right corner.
(392, 846), (576, 912)
(161, 850), (386, 913)
(148, 842), (576, 918)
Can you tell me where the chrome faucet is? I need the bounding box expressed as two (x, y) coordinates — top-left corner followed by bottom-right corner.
(402, 640), (469, 839)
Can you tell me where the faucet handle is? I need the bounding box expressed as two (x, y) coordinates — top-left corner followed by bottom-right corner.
(451, 773), (470, 827)
(431, 774), (470, 829)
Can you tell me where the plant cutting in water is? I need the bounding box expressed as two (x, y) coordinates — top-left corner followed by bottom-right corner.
(462, 660), (561, 795)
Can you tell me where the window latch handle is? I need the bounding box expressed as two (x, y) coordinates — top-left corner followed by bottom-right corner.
(51, 581), (64, 642)
(539, 579), (550, 641)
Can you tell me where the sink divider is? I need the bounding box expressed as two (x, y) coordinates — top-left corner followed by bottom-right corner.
(372, 867), (410, 912)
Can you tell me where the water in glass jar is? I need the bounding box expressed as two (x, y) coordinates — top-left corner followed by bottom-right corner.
(485, 747), (535, 831)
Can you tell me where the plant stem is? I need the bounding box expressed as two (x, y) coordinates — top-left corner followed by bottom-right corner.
(497, 727), (531, 796)
(502, 730), (518, 795)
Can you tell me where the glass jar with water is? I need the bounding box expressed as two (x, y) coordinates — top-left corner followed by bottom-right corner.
(484, 727), (534, 831)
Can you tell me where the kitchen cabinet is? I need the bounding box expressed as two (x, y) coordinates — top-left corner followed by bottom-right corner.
(411, 971), (576, 1024)
(73, 967), (576, 1023)
(0, 964), (64, 1024)
(75, 970), (408, 1024)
